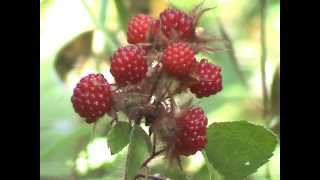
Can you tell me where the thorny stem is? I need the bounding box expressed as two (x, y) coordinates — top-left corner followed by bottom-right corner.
(197, 46), (223, 54)
(141, 149), (166, 168)
(193, 7), (216, 28)
(260, 0), (269, 119)
(217, 18), (248, 88)
(190, 0), (206, 17)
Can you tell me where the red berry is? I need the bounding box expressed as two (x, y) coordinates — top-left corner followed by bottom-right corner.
(159, 8), (194, 40)
(127, 14), (155, 44)
(174, 107), (208, 156)
(162, 42), (196, 77)
(110, 45), (148, 84)
(71, 74), (112, 123)
(190, 59), (222, 98)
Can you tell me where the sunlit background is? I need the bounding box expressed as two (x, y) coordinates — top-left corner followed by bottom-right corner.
(40, 0), (280, 179)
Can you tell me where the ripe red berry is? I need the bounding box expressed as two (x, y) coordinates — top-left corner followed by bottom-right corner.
(162, 42), (196, 77)
(174, 107), (208, 156)
(190, 59), (222, 98)
(159, 8), (194, 40)
(127, 14), (155, 44)
(71, 73), (112, 123)
(110, 45), (148, 84)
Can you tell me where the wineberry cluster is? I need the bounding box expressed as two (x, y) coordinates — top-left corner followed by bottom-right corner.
(71, 6), (222, 162)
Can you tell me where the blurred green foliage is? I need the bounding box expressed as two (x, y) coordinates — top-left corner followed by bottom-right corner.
(40, 0), (280, 179)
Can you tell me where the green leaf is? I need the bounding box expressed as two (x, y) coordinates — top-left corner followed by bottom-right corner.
(205, 121), (278, 180)
(201, 151), (224, 180)
(107, 122), (132, 155)
(125, 125), (152, 180)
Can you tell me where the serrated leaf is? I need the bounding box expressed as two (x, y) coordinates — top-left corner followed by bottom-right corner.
(107, 122), (132, 155)
(205, 121), (278, 180)
(125, 125), (152, 180)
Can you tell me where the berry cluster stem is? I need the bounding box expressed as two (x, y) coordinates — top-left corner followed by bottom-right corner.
(148, 70), (164, 101)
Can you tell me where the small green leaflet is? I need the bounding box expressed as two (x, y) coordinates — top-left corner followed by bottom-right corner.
(125, 125), (152, 180)
(107, 122), (132, 155)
